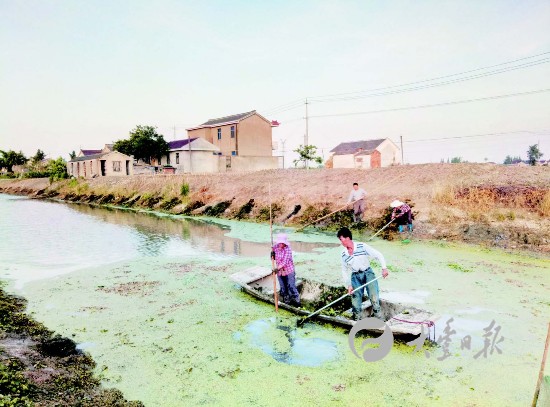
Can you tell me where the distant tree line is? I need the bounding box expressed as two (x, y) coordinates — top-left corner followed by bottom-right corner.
(437, 143), (545, 166)
(0, 149), (67, 182)
(440, 157), (467, 164)
(503, 143), (544, 165)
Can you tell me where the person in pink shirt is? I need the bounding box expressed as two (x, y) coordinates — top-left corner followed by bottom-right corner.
(271, 233), (301, 307)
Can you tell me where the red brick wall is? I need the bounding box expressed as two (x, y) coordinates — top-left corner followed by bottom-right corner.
(370, 150), (381, 168)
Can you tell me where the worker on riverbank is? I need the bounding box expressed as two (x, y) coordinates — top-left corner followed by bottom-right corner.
(347, 182), (367, 222)
(390, 200), (413, 234)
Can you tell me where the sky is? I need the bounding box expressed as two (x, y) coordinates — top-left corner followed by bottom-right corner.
(1, 0), (549, 165)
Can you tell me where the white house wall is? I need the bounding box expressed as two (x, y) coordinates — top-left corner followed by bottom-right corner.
(161, 151), (221, 173)
(333, 154), (356, 168)
(355, 154), (372, 169)
(102, 153), (134, 176)
(67, 152), (133, 178)
(378, 140), (402, 166)
(228, 156), (278, 171)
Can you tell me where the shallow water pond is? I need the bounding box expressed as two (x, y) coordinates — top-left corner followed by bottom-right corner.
(0, 194), (548, 406)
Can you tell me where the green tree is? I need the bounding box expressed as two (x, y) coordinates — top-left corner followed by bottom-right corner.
(293, 144), (322, 168)
(450, 157), (464, 163)
(527, 144), (543, 166)
(31, 149), (46, 164)
(0, 150), (27, 172)
(113, 125), (169, 164)
(47, 157), (68, 182)
(503, 155), (522, 165)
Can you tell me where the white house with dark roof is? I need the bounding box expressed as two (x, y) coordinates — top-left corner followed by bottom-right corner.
(186, 110), (278, 171)
(67, 150), (134, 178)
(158, 137), (221, 173)
(329, 138), (401, 169)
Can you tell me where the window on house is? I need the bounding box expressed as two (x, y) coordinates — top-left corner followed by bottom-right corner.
(176, 153), (179, 164)
(231, 151), (237, 156)
(113, 161), (121, 172)
(166, 155), (170, 165)
(230, 126), (235, 138)
(217, 128), (221, 140)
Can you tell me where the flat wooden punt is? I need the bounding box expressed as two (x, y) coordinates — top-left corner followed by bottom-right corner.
(231, 266), (438, 337)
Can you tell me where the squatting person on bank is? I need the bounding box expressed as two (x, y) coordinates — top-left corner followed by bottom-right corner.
(337, 227), (389, 321)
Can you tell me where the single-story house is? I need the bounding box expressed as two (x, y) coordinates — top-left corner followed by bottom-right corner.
(67, 151), (134, 178)
(158, 138), (221, 173)
(329, 138), (402, 169)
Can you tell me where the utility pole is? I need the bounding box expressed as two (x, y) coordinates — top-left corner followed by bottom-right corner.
(305, 98), (309, 169)
(400, 135), (404, 164)
(280, 139), (286, 169)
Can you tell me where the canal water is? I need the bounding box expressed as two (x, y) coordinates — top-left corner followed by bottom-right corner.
(1, 193), (548, 406)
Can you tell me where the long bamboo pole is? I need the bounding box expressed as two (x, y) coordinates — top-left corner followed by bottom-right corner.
(297, 198), (361, 232)
(269, 184), (278, 313)
(532, 322), (550, 406)
(297, 275), (383, 326)
(367, 218), (395, 241)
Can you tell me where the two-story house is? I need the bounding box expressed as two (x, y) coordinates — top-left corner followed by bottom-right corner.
(186, 110), (278, 171)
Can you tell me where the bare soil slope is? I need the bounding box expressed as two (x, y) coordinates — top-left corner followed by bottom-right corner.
(1, 163), (549, 251)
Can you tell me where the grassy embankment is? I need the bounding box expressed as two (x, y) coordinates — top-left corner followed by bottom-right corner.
(1, 163), (549, 252)
(0, 283), (144, 406)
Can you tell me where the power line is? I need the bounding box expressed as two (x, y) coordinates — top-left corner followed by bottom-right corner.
(309, 59), (550, 103)
(308, 88), (550, 119)
(260, 51), (550, 116)
(308, 51), (550, 100)
(400, 130), (550, 143)
(308, 129), (550, 151)
(262, 98), (304, 113)
(263, 100), (305, 116)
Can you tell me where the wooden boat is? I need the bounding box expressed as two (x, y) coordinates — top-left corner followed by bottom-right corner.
(231, 266), (438, 338)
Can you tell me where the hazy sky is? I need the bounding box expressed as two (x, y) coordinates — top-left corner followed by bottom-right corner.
(1, 1), (549, 165)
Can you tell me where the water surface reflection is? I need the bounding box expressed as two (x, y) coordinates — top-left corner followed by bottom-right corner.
(67, 203), (333, 257)
(0, 194), (335, 287)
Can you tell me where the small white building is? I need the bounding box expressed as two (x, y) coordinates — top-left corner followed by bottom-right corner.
(329, 138), (401, 169)
(159, 138), (221, 173)
(67, 151), (134, 178)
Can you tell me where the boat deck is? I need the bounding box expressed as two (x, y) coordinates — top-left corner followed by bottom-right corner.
(231, 266), (438, 337)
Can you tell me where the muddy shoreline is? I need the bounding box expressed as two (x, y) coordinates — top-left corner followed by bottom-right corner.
(0, 284), (143, 406)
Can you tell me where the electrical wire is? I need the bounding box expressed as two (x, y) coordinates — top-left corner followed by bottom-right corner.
(308, 88), (550, 119)
(261, 51), (550, 115)
(308, 51), (550, 100)
(309, 59), (550, 103)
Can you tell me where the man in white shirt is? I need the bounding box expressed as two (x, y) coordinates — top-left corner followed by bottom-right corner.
(347, 182), (367, 222)
(337, 227), (389, 320)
